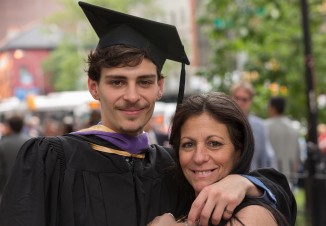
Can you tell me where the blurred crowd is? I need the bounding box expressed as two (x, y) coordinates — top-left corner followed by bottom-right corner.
(1, 84), (326, 197)
(0, 110), (102, 196)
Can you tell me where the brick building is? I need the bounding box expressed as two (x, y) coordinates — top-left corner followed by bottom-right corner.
(0, 0), (210, 102)
(0, 0), (63, 101)
(0, 25), (61, 100)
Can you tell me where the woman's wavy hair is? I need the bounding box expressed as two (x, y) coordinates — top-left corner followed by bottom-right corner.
(169, 92), (290, 226)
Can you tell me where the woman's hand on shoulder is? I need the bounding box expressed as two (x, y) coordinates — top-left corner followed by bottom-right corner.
(187, 174), (258, 226)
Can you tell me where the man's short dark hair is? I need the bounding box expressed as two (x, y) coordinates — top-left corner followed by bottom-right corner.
(6, 115), (24, 134)
(269, 96), (286, 114)
(86, 45), (162, 82)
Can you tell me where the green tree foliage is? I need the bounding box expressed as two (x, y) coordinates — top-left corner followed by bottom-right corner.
(198, 0), (326, 122)
(42, 0), (151, 91)
(42, 38), (85, 91)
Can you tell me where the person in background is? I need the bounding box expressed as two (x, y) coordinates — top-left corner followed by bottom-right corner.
(230, 81), (276, 170)
(87, 109), (101, 126)
(0, 2), (296, 226)
(266, 96), (301, 188)
(42, 118), (61, 136)
(144, 117), (169, 146)
(0, 123), (5, 140)
(0, 115), (30, 196)
(23, 115), (42, 137)
(317, 123), (326, 155)
(61, 116), (75, 134)
(148, 92), (294, 226)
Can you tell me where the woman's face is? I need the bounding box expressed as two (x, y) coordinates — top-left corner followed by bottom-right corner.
(179, 112), (240, 195)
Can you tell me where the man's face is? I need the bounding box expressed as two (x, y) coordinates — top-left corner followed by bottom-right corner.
(232, 88), (252, 115)
(88, 58), (164, 136)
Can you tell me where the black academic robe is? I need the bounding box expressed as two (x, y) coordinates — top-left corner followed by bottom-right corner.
(0, 134), (296, 226)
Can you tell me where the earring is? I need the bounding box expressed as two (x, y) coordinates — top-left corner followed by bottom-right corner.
(157, 92), (162, 100)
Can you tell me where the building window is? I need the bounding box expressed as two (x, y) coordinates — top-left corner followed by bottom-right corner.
(19, 65), (33, 86)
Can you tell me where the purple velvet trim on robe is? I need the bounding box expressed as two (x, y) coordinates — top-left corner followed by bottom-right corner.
(71, 130), (150, 154)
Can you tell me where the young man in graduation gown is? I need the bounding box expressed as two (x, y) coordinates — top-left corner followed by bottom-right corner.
(0, 2), (296, 226)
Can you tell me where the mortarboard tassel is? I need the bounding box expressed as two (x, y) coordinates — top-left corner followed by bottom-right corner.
(177, 63), (186, 104)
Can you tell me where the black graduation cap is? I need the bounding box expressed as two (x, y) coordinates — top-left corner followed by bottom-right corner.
(79, 1), (190, 104)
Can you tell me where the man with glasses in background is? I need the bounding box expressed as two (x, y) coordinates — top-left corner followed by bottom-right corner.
(230, 81), (276, 170)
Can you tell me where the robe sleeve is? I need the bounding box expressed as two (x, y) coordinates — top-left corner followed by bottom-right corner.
(0, 137), (64, 226)
(247, 168), (297, 226)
